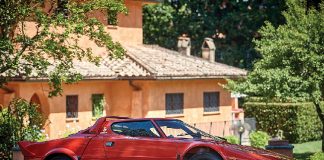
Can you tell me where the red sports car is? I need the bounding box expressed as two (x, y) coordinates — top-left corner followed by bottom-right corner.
(19, 116), (291, 160)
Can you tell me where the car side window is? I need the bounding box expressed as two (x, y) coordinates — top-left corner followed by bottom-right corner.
(111, 121), (160, 138)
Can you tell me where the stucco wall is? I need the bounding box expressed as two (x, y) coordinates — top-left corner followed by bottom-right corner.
(28, 0), (143, 46)
(143, 79), (233, 123)
(3, 79), (237, 139)
(79, 0), (144, 45)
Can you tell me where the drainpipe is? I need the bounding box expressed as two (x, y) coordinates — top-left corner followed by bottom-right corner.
(128, 80), (141, 91)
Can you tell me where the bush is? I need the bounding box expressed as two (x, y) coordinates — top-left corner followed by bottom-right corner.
(310, 152), (324, 160)
(244, 102), (324, 143)
(0, 98), (45, 159)
(224, 135), (239, 144)
(249, 131), (270, 148)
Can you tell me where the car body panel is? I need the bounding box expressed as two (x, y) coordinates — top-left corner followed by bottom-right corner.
(18, 116), (292, 160)
(103, 135), (177, 159)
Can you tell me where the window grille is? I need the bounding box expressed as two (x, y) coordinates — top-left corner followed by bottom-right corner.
(66, 95), (78, 118)
(203, 92), (220, 112)
(166, 93), (184, 115)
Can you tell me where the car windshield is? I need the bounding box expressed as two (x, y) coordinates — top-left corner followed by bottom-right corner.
(155, 120), (225, 141)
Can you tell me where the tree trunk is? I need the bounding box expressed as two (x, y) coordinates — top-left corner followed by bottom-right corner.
(314, 101), (324, 152)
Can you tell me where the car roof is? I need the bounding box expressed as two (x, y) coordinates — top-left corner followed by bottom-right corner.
(104, 116), (178, 122)
(88, 116), (179, 134)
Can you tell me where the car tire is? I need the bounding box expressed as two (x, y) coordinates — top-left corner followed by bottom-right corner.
(189, 152), (222, 160)
(49, 155), (71, 160)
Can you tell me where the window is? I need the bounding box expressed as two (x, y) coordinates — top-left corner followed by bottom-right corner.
(66, 95), (78, 118)
(203, 92), (220, 112)
(165, 93), (184, 115)
(92, 94), (105, 118)
(107, 10), (118, 25)
(111, 121), (160, 138)
(156, 120), (198, 139)
(55, 0), (69, 17)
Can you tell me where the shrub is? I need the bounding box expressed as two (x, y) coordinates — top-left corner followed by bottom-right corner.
(249, 131), (270, 148)
(244, 102), (324, 143)
(310, 152), (324, 160)
(224, 135), (239, 144)
(0, 98), (45, 159)
(58, 121), (81, 138)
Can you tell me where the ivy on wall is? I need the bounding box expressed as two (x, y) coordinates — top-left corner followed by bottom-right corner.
(92, 94), (105, 118)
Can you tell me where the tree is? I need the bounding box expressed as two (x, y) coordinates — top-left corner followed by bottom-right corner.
(0, 98), (44, 159)
(228, 1), (324, 151)
(143, 0), (286, 69)
(0, 0), (127, 96)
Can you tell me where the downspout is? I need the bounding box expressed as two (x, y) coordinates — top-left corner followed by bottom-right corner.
(128, 80), (141, 91)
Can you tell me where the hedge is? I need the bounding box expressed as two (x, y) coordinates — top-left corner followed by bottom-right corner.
(244, 102), (324, 143)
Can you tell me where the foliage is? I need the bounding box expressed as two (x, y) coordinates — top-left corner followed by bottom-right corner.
(310, 152), (324, 160)
(227, 0), (324, 151)
(244, 102), (324, 143)
(143, 0), (286, 69)
(249, 131), (270, 148)
(0, 0), (127, 96)
(0, 98), (44, 159)
(224, 135), (239, 144)
(60, 126), (78, 138)
(58, 120), (81, 138)
(92, 94), (105, 118)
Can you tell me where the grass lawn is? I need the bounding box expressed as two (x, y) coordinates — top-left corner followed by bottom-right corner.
(293, 140), (321, 160)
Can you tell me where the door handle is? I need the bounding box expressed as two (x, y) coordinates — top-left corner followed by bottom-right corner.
(105, 141), (114, 147)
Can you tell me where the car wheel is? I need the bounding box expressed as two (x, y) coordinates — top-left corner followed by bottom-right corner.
(50, 155), (71, 160)
(189, 152), (222, 160)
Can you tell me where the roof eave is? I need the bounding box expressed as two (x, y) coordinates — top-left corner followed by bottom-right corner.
(8, 73), (246, 82)
(155, 75), (247, 80)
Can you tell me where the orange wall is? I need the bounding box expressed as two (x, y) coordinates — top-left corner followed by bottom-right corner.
(142, 79), (233, 123)
(89, 0), (143, 44)
(3, 79), (237, 139)
(29, 0), (143, 46)
(108, 81), (133, 116)
(76, 0), (144, 45)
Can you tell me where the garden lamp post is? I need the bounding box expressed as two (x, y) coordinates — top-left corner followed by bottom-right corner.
(238, 122), (245, 145)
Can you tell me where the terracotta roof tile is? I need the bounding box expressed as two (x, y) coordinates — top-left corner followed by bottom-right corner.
(73, 55), (151, 79)
(124, 45), (247, 79)
(7, 45), (246, 80)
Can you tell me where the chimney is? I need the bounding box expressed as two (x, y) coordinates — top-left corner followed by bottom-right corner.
(201, 38), (216, 62)
(177, 34), (191, 56)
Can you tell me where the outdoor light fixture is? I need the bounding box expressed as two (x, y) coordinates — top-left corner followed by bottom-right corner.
(238, 121), (245, 145)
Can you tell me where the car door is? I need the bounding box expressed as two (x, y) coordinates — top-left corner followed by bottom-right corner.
(80, 134), (106, 160)
(103, 120), (178, 160)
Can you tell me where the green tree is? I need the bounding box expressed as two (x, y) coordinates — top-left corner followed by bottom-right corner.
(0, 0), (126, 96)
(143, 0), (286, 69)
(228, 1), (324, 151)
(0, 98), (44, 159)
